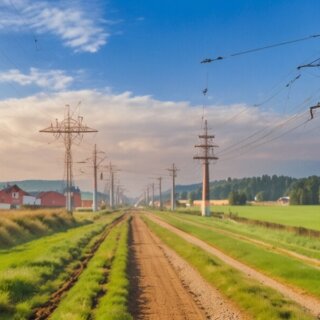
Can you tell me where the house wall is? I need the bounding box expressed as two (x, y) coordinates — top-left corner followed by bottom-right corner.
(73, 193), (82, 208)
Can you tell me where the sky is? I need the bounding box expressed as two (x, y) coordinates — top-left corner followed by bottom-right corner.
(1, 0), (320, 196)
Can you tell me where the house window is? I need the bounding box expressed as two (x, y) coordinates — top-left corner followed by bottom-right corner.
(12, 192), (19, 199)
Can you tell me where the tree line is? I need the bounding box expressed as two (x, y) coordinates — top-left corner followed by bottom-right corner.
(177, 175), (320, 205)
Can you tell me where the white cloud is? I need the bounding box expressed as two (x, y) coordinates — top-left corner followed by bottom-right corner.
(0, 89), (318, 196)
(0, 68), (73, 90)
(0, 1), (108, 53)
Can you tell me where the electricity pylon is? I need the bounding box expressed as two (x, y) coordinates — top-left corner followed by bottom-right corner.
(194, 119), (218, 216)
(40, 105), (98, 213)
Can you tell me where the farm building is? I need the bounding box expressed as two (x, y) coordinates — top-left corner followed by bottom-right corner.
(37, 190), (82, 208)
(0, 184), (39, 209)
(37, 191), (66, 207)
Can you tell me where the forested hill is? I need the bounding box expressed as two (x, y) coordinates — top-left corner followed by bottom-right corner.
(177, 175), (298, 202)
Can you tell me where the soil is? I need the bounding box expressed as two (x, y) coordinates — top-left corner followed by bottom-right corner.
(146, 213), (320, 319)
(128, 215), (244, 319)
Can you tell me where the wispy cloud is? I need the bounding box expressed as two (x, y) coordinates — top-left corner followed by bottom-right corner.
(0, 68), (73, 90)
(0, 89), (317, 195)
(0, 0), (108, 53)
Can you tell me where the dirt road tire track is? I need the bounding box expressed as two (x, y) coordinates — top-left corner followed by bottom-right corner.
(128, 215), (244, 319)
(128, 215), (206, 319)
(146, 213), (320, 319)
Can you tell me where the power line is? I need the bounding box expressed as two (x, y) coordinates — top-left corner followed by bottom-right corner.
(201, 33), (320, 63)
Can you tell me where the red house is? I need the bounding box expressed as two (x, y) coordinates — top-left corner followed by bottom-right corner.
(0, 184), (29, 209)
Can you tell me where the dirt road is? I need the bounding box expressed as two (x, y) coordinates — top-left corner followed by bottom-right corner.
(146, 213), (320, 319)
(128, 215), (206, 319)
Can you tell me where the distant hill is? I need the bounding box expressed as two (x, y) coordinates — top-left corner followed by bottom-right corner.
(0, 180), (108, 200)
(0, 180), (66, 193)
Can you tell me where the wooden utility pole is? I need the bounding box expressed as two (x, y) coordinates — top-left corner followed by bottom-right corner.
(40, 105), (97, 214)
(107, 162), (116, 209)
(157, 177), (163, 210)
(167, 163), (178, 211)
(146, 186), (150, 206)
(93, 144), (98, 212)
(151, 183), (155, 207)
(194, 120), (218, 216)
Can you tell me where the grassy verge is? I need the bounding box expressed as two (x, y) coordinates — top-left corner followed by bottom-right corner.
(0, 212), (122, 320)
(50, 218), (127, 320)
(153, 212), (320, 299)
(143, 216), (313, 320)
(168, 211), (320, 260)
(0, 210), (83, 248)
(94, 218), (132, 320)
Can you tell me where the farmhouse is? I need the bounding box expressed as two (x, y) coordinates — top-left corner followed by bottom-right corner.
(0, 184), (39, 209)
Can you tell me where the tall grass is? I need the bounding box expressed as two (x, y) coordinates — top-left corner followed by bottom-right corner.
(0, 212), (122, 320)
(0, 210), (79, 248)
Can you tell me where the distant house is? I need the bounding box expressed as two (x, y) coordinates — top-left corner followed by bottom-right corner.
(0, 184), (36, 209)
(278, 196), (290, 205)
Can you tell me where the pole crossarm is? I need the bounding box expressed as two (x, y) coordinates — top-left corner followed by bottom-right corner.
(194, 144), (219, 148)
(193, 156), (218, 160)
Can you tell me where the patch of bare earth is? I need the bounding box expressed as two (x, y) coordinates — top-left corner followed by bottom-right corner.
(128, 215), (244, 319)
(147, 213), (320, 319)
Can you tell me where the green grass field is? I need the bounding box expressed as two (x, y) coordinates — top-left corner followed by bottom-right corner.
(154, 211), (320, 300)
(185, 205), (320, 230)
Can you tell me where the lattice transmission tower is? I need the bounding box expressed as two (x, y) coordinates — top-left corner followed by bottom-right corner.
(40, 105), (98, 213)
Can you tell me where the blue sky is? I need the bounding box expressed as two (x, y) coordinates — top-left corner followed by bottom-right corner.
(1, 0), (320, 195)
(2, 0), (320, 106)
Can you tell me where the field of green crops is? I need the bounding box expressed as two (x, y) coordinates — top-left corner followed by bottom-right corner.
(182, 205), (320, 230)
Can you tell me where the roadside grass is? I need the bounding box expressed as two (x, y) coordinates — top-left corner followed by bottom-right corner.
(0, 210), (81, 248)
(94, 218), (132, 320)
(153, 212), (320, 299)
(143, 216), (313, 320)
(0, 212), (122, 320)
(50, 218), (128, 320)
(206, 205), (320, 231)
(168, 211), (320, 260)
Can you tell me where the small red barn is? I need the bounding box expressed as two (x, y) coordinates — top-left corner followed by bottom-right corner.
(37, 191), (66, 207)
